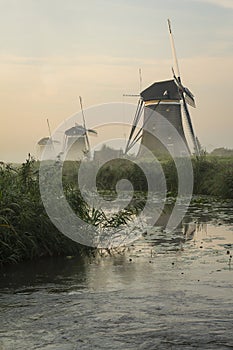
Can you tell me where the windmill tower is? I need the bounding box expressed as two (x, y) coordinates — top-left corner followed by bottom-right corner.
(125, 20), (200, 158)
(64, 124), (89, 161)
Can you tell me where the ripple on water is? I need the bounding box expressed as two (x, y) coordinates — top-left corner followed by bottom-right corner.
(0, 199), (233, 349)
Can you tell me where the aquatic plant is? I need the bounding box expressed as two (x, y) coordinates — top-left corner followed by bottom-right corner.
(0, 157), (89, 265)
(0, 157), (137, 266)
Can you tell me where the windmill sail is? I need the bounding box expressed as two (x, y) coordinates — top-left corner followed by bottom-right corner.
(168, 19), (200, 156)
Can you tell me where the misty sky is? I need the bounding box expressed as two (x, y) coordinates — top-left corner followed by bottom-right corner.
(0, 0), (232, 162)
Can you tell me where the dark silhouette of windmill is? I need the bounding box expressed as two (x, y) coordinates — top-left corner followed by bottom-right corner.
(125, 20), (200, 158)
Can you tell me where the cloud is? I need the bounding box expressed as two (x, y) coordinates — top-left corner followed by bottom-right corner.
(197, 0), (233, 9)
(0, 53), (163, 68)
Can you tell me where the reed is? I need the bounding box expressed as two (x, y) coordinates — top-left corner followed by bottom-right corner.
(0, 156), (138, 266)
(0, 158), (84, 265)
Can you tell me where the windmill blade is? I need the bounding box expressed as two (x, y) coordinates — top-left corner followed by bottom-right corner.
(79, 96), (91, 153)
(127, 99), (162, 153)
(184, 87), (196, 108)
(125, 98), (144, 154)
(184, 90), (196, 108)
(184, 86), (194, 100)
(181, 92), (200, 156)
(172, 70), (196, 108)
(173, 71), (198, 152)
(47, 118), (52, 139)
(168, 20), (200, 156)
(79, 96), (86, 128)
(84, 132), (91, 153)
(168, 19), (181, 80)
(87, 128), (97, 135)
(169, 22), (196, 108)
(46, 118), (56, 152)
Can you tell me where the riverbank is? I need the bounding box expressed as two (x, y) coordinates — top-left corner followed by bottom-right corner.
(0, 155), (233, 266)
(93, 155), (233, 199)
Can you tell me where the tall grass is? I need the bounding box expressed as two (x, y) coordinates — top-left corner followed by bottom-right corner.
(91, 156), (233, 199)
(0, 157), (91, 265)
(0, 157), (137, 266)
(192, 156), (233, 198)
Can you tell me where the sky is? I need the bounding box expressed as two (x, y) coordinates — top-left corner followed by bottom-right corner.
(0, 0), (232, 162)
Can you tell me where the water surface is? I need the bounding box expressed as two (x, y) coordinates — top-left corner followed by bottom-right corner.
(0, 198), (233, 349)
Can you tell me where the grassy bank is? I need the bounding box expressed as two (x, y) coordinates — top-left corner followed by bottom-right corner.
(0, 155), (232, 266)
(0, 157), (93, 265)
(0, 157), (135, 266)
(192, 156), (233, 198)
(63, 155), (233, 199)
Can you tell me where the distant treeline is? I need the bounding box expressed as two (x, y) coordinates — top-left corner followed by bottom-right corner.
(63, 155), (233, 199)
(210, 147), (233, 157)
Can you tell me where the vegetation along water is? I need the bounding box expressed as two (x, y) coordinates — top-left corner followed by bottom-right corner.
(0, 154), (233, 266)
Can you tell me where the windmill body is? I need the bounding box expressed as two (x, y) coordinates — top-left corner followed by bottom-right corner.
(63, 122), (97, 161)
(138, 79), (190, 158)
(37, 137), (58, 160)
(64, 124), (88, 161)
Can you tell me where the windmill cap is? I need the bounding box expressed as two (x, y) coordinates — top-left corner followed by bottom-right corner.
(140, 79), (180, 101)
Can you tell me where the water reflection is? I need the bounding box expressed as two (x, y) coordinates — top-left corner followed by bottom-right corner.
(0, 254), (88, 292)
(1, 198), (233, 293)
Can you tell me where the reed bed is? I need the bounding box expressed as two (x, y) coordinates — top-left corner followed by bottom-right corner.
(1, 154), (232, 266)
(0, 156), (135, 266)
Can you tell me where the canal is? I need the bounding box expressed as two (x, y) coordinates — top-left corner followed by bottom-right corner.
(0, 198), (233, 349)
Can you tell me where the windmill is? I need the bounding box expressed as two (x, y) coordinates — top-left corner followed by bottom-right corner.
(125, 20), (200, 158)
(37, 119), (60, 160)
(63, 96), (97, 161)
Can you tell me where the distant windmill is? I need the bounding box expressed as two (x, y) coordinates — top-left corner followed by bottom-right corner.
(63, 96), (97, 161)
(125, 20), (200, 158)
(37, 119), (60, 160)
